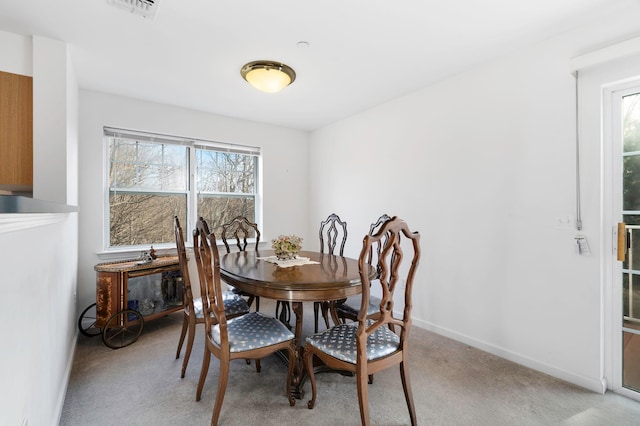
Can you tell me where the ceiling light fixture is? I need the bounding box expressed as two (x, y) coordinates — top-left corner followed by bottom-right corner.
(240, 61), (296, 93)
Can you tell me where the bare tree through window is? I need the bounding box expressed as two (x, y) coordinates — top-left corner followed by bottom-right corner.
(107, 132), (258, 248)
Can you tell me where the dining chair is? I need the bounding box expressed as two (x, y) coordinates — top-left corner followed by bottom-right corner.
(335, 213), (392, 325)
(193, 217), (297, 424)
(314, 213), (348, 332)
(173, 216), (250, 379)
(303, 216), (420, 426)
(220, 216), (261, 311)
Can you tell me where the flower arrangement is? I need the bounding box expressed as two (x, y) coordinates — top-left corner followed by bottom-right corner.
(271, 234), (303, 260)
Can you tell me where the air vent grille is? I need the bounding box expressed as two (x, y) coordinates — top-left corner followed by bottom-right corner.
(108, 0), (160, 19)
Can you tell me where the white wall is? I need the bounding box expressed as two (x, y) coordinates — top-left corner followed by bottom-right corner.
(33, 36), (72, 204)
(0, 215), (78, 426)
(0, 31), (78, 426)
(2, 5), (638, 424)
(308, 4), (640, 393)
(76, 91), (310, 311)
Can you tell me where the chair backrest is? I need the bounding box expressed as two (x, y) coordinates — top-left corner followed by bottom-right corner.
(193, 217), (228, 349)
(368, 214), (391, 278)
(357, 216), (420, 344)
(319, 213), (347, 256)
(174, 216), (195, 311)
(221, 216), (261, 253)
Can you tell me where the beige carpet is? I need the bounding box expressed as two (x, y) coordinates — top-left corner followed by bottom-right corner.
(60, 300), (640, 425)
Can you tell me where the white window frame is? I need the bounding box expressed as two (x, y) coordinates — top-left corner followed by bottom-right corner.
(103, 127), (262, 252)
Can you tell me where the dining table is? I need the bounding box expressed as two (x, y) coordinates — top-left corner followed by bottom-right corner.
(219, 249), (375, 399)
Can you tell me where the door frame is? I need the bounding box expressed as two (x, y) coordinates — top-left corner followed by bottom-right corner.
(604, 78), (640, 401)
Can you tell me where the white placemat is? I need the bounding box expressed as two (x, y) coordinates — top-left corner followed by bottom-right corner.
(257, 256), (320, 268)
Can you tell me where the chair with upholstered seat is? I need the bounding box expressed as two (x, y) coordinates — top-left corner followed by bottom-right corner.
(173, 216), (250, 379)
(313, 213), (348, 332)
(335, 213), (391, 324)
(220, 216), (261, 311)
(193, 217), (297, 424)
(303, 216), (420, 426)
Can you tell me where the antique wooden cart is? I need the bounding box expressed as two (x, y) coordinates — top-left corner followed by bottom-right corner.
(78, 256), (183, 349)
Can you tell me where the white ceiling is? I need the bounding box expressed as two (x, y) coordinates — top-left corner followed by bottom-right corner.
(0, 0), (629, 130)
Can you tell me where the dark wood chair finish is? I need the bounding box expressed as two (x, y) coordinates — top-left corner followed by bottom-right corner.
(174, 216), (199, 378)
(220, 215), (261, 311)
(218, 248), (373, 399)
(303, 216), (420, 425)
(335, 213), (391, 324)
(173, 216), (249, 379)
(315, 213), (348, 332)
(193, 217), (296, 424)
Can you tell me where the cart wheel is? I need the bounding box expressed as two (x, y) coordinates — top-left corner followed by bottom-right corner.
(78, 303), (101, 337)
(102, 309), (144, 349)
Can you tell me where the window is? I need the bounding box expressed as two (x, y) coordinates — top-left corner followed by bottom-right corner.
(105, 127), (260, 249)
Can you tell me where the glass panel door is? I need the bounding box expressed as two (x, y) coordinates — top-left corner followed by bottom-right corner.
(620, 92), (640, 392)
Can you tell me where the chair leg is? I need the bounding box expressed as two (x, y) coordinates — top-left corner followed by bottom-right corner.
(356, 361), (371, 426)
(400, 360), (417, 426)
(328, 301), (342, 327)
(211, 356), (230, 426)
(196, 346), (211, 402)
(255, 359), (261, 373)
(304, 346), (317, 409)
(176, 313), (188, 360)
(275, 301), (291, 326)
(246, 294), (261, 312)
(313, 302), (320, 333)
(320, 301), (331, 330)
(181, 317), (196, 378)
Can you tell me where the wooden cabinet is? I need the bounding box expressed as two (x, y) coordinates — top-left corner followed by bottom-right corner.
(94, 256), (184, 328)
(0, 70), (33, 190)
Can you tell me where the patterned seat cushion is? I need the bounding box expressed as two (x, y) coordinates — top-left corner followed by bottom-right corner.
(213, 312), (294, 353)
(339, 296), (381, 317)
(192, 292), (250, 318)
(305, 320), (399, 364)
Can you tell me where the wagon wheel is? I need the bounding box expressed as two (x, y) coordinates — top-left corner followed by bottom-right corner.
(78, 303), (101, 337)
(102, 309), (144, 349)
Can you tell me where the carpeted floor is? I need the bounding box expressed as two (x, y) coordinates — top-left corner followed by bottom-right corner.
(60, 299), (640, 425)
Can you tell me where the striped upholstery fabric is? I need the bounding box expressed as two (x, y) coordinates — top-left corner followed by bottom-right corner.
(305, 320), (399, 364)
(192, 292), (250, 318)
(212, 312), (294, 353)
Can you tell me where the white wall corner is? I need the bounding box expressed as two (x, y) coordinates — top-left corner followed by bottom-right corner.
(571, 35), (640, 72)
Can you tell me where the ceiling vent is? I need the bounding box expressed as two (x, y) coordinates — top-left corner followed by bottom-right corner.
(108, 0), (160, 19)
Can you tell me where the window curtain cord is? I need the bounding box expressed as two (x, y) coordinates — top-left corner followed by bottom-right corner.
(575, 71), (583, 231)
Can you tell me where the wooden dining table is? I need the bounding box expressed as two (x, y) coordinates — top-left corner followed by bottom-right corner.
(219, 249), (375, 398)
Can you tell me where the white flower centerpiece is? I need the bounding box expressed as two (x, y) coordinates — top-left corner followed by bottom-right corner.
(271, 234), (303, 260)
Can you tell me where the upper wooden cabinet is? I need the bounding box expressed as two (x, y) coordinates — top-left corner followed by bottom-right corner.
(0, 70), (33, 190)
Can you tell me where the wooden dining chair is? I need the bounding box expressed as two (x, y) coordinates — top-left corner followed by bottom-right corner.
(303, 216), (420, 426)
(313, 213), (348, 332)
(335, 213), (392, 325)
(193, 217), (297, 424)
(173, 216), (250, 379)
(220, 216), (261, 311)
